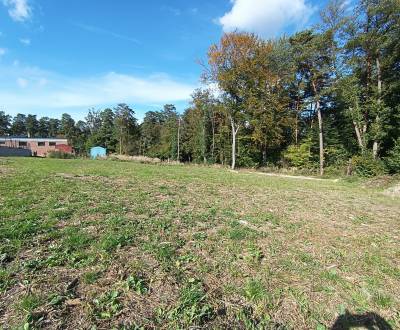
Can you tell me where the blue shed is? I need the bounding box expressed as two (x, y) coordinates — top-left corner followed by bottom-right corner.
(90, 146), (107, 159)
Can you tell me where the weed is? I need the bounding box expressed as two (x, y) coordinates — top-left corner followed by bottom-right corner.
(221, 221), (258, 241)
(126, 274), (149, 294)
(18, 294), (42, 313)
(373, 292), (393, 308)
(167, 279), (214, 326)
(244, 279), (266, 302)
(234, 306), (272, 330)
(352, 215), (371, 224)
(83, 271), (102, 284)
(154, 242), (176, 264)
(92, 290), (122, 319)
(63, 228), (93, 251)
(99, 232), (132, 252)
(0, 269), (15, 292)
(264, 212), (280, 226)
(246, 244), (264, 263)
(48, 294), (66, 307)
(193, 232), (207, 241)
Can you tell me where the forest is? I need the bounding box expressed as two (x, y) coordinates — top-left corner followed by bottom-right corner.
(0, 0), (399, 176)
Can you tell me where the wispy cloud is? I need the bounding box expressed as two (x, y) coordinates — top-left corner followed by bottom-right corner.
(161, 6), (199, 17)
(16, 77), (28, 88)
(0, 48), (6, 56)
(0, 62), (196, 113)
(161, 5), (181, 16)
(74, 22), (140, 44)
(20, 38), (31, 45)
(2, 0), (32, 22)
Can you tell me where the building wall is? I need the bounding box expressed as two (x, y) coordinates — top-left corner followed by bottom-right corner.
(55, 144), (74, 154)
(0, 139), (71, 157)
(0, 147), (32, 157)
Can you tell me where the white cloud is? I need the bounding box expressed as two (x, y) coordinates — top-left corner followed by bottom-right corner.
(218, 0), (315, 38)
(0, 63), (197, 112)
(20, 38), (31, 45)
(0, 48), (6, 56)
(17, 77), (28, 88)
(2, 0), (32, 22)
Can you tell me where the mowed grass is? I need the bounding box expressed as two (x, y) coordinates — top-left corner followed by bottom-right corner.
(0, 158), (399, 329)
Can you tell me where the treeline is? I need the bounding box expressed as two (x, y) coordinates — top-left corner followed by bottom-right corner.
(1, 0), (399, 175)
(199, 0), (400, 175)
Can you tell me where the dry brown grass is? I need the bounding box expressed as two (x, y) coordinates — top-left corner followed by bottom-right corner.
(0, 158), (399, 329)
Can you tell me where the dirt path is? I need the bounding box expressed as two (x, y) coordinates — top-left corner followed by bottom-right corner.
(234, 170), (340, 182)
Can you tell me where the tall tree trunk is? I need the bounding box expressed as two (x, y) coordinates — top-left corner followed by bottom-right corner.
(230, 116), (239, 170)
(312, 81), (324, 176)
(295, 97), (299, 145)
(372, 56), (381, 159)
(177, 117), (181, 161)
(119, 127), (122, 155)
(309, 102), (314, 129)
(372, 139), (379, 159)
(202, 119), (207, 164)
(353, 120), (365, 150)
(316, 100), (324, 176)
(211, 111), (215, 160)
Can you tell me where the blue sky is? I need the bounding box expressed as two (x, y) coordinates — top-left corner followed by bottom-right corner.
(0, 0), (328, 121)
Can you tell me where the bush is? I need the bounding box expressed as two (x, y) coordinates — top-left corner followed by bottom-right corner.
(325, 146), (349, 167)
(237, 154), (258, 168)
(385, 139), (400, 174)
(283, 139), (312, 168)
(47, 151), (75, 159)
(351, 154), (386, 177)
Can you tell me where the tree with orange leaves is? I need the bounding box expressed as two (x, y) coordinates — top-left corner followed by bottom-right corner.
(206, 32), (261, 170)
(206, 32), (294, 168)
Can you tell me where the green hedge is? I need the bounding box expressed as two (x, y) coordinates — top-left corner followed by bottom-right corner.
(47, 151), (75, 159)
(385, 139), (400, 174)
(351, 154), (386, 177)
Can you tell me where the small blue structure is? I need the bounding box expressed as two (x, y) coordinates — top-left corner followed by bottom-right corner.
(90, 146), (107, 159)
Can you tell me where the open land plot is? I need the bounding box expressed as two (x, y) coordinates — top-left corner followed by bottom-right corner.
(0, 158), (399, 329)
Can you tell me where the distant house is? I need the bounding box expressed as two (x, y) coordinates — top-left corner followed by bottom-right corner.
(0, 137), (73, 157)
(90, 146), (107, 159)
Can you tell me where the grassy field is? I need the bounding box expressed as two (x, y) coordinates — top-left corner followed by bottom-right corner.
(0, 158), (399, 329)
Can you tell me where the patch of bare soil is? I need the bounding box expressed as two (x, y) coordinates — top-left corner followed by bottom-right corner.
(0, 166), (13, 176)
(244, 170), (340, 182)
(383, 183), (400, 197)
(55, 173), (131, 187)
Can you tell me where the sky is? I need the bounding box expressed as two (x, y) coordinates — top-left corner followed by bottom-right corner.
(0, 0), (329, 121)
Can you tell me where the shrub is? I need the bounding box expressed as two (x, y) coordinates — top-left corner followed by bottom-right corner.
(237, 154), (258, 168)
(47, 151), (75, 159)
(283, 139), (312, 168)
(325, 146), (349, 168)
(351, 154), (386, 177)
(385, 139), (400, 174)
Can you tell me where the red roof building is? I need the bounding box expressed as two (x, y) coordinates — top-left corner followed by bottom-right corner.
(0, 137), (73, 157)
